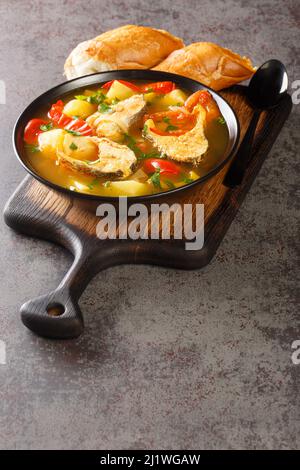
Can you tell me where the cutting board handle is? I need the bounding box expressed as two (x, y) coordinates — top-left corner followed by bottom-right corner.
(20, 249), (95, 339)
(20, 287), (83, 339)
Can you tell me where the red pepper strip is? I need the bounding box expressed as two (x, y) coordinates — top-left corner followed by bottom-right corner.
(144, 107), (197, 135)
(184, 90), (212, 112)
(64, 119), (93, 136)
(101, 80), (114, 90)
(48, 100), (68, 124)
(57, 114), (72, 127)
(101, 80), (141, 92)
(144, 109), (189, 122)
(185, 90), (222, 122)
(48, 100), (93, 136)
(140, 81), (176, 94)
(143, 158), (181, 176)
(24, 118), (49, 144)
(145, 109), (195, 135)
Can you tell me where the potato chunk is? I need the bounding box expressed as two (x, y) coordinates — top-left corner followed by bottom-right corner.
(63, 99), (97, 119)
(38, 129), (66, 157)
(106, 81), (136, 101)
(105, 180), (151, 196)
(62, 134), (98, 161)
(161, 89), (188, 107)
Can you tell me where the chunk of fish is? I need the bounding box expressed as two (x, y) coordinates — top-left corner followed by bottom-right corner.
(144, 105), (208, 163)
(57, 134), (137, 179)
(87, 94), (147, 142)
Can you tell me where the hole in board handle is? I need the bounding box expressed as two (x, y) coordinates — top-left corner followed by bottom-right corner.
(47, 303), (65, 317)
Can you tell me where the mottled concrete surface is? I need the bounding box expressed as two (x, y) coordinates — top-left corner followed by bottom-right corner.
(0, 0), (299, 450)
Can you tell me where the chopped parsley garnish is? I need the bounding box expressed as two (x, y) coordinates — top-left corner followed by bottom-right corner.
(98, 102), (112, 113)
(182, 176), (194, 184)
(136, 150), (165, 161)
(88, 93), (105, 105)
(75, 91), (105, 105)
(69, 142), (78, 151)
(25, 144), (40, 153)
(150, 169), (161, 189)
(66, 129), (82, 136)
(164, 179), (175, 189)
(123, 133), (144, 159)
(124, 133), (136, 146)
(87, 178), (99, 190)
(143, 151), (161, 159)
(166, 124), (178, 132)
(75, 95), (87, 101)
(40, 123), (53, 132)
(123, 134), (164, 161)
(162, 116), (171, 124)
(143, 124), (148, 134)
(217, 116), (226, 125)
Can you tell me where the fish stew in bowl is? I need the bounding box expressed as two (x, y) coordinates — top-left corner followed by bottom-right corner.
(23, 79), (229, 197)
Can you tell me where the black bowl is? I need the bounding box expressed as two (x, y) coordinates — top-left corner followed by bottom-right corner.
(13, 70), (240, 202)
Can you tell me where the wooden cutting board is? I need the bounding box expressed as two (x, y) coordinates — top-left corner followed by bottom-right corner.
(4, 86), (292, 339)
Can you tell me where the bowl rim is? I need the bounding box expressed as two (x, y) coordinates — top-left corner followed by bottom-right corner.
(13, 69), (240, 202)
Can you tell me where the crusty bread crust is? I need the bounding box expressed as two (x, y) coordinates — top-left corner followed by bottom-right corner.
(64, 25), (184, 79)
(153, 42), (255, 90)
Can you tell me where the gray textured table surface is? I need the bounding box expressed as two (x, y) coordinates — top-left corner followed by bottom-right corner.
(0, 0), (299, 450)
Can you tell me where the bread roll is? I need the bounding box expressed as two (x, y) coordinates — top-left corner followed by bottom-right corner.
(153, 42), (255, 90)
(64, 25), (184, 79)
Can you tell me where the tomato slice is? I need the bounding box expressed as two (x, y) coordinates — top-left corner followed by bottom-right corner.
(24, 118), (49, 144)
(143, 158), (181, 176)
(101, 80), (141, 92)
(140, 81), (176, 94)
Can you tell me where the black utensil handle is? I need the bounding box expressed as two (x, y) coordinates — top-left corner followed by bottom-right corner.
(223, 109), (261, 188)
(20, 251), (95, 339)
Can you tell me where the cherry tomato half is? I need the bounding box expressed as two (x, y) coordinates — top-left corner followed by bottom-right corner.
(140, 81), (176, 94)
(24, 118), (49, 144)
(143, 158), (181, 176)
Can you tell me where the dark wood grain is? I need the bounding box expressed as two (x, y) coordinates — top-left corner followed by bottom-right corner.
(3, 86), (292, 338)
